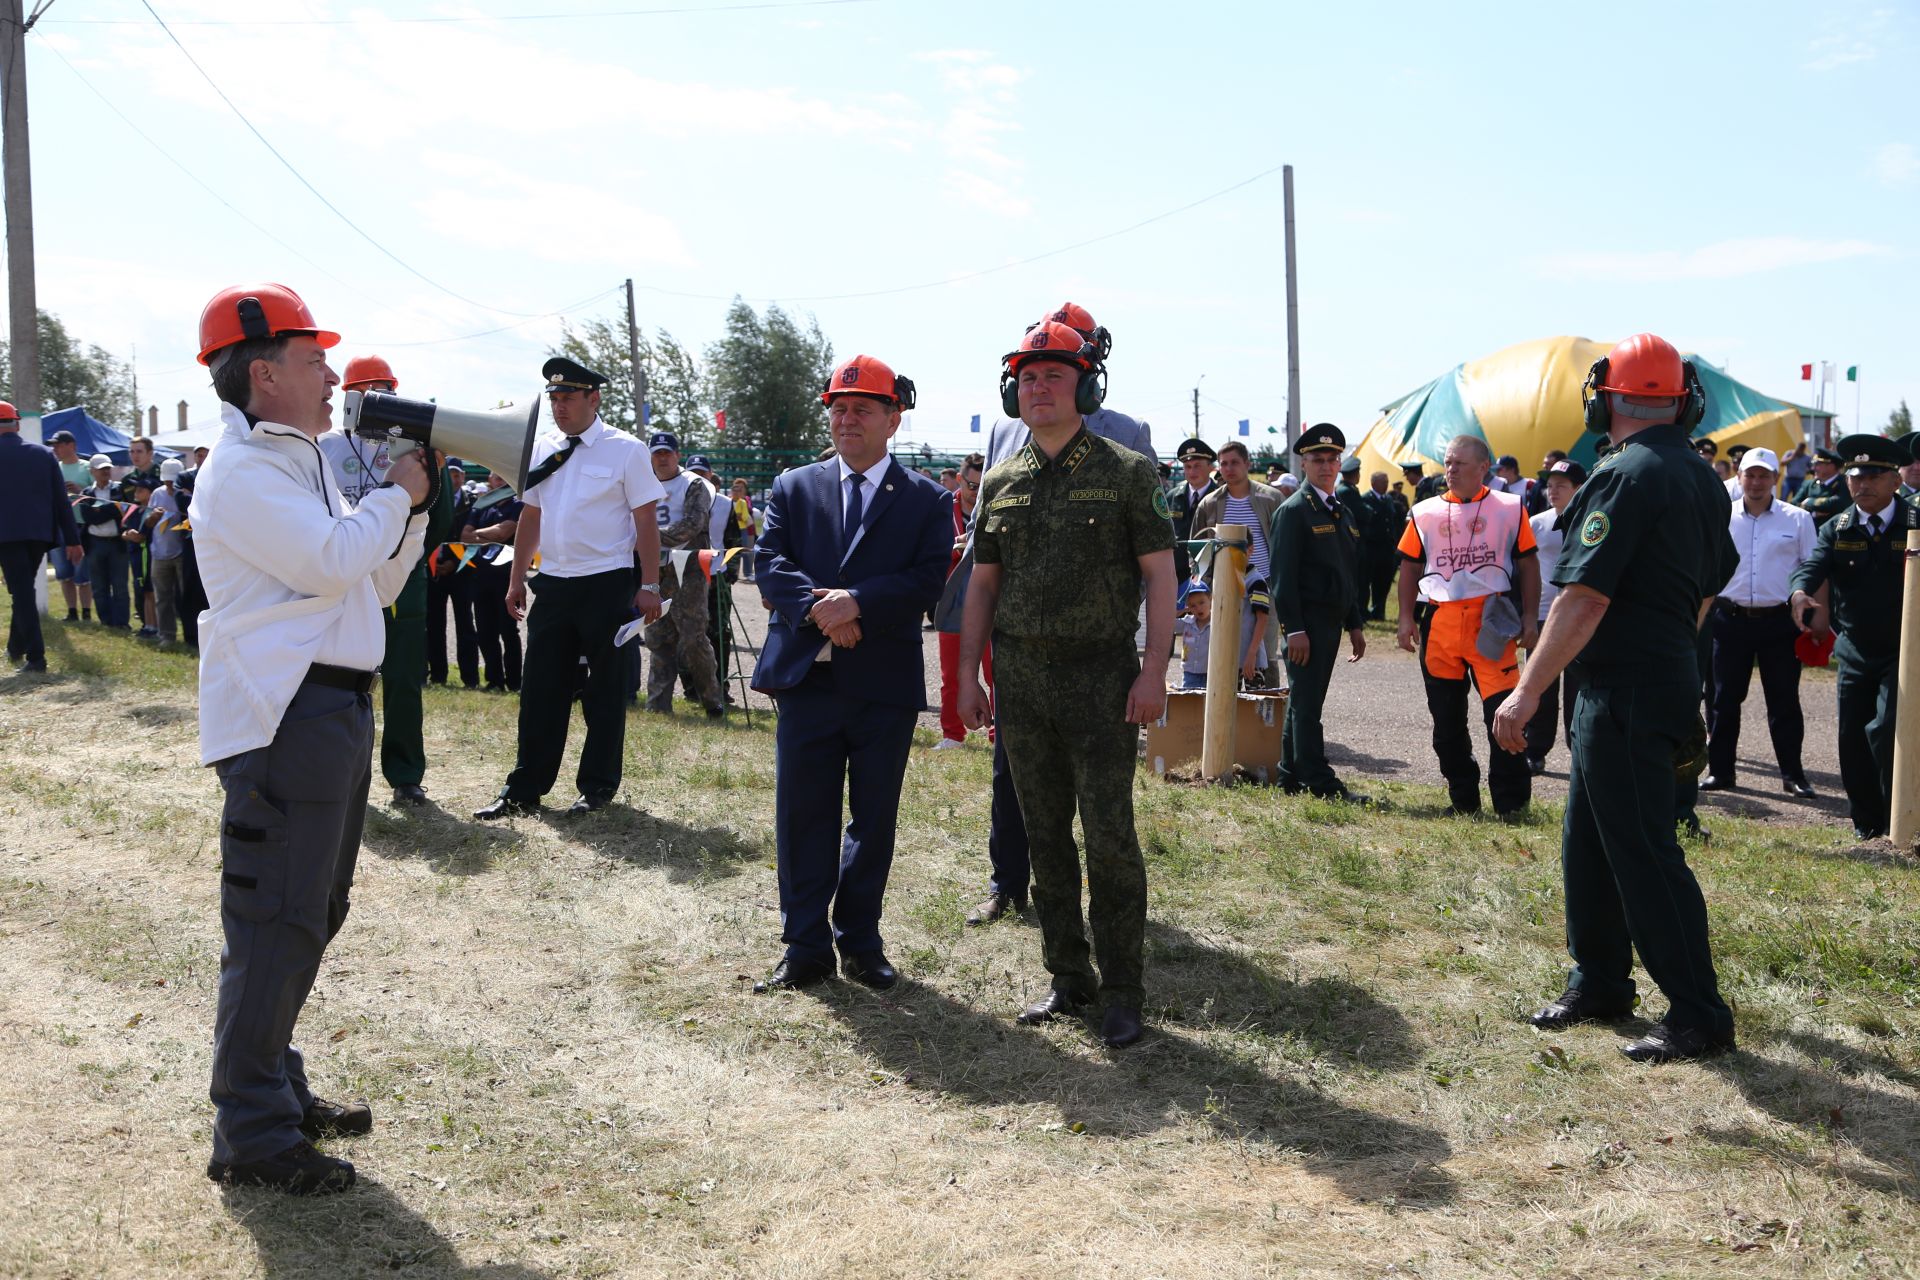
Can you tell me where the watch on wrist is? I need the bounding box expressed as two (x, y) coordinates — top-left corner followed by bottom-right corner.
(640, 583), (660, 593)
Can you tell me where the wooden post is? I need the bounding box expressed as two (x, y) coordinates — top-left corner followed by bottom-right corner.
(1201, 525), (1248, 781)
(1891, 530), (1920, 846)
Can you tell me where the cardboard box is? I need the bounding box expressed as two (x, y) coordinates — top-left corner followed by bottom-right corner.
(1144, 688), (1288, 783)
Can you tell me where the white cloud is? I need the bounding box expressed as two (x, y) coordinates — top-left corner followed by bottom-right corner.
(1874, 142), (1918, 186)
(412, 181), (694, 268)
(1535, 236), (1893, 283)
(944, 170), (1028, 218)
(1805, 7), (1898, 70)
(911, 50), (1030, 217)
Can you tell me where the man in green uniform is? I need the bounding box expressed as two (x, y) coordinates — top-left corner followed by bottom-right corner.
(957, 320), (1176, 1050)
(317, 356), (457, 807)
(1167, 436), (1217, 585)
(1492, 333), (1740, 1063)
(1789, 433), (1920, 840)
(1793, 448), (1849, 528)
(1269, 424), (1368, 799)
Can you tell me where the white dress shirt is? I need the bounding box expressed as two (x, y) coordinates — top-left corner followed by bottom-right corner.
(1722, 496), (1816, 608)
(520, 417), (666, 577)
(1531, 507), (1565, 621)
(191, 403), (427, 765)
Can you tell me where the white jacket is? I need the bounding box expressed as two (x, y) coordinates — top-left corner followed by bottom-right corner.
(190, 404), (427, 765)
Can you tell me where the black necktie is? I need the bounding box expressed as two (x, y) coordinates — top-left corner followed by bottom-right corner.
(523, 435), (579, 491)
(1869, 513), (1883, 537)
(842, 472), (866, 558)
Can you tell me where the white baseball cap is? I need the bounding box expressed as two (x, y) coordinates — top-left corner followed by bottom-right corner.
(1739, 447), (1779, 474)
(160, 459), (184, 481)
(88, 454), (113, 470)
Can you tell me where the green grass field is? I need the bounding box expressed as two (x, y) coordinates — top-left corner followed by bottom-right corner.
(1, 598), (1916, 1279)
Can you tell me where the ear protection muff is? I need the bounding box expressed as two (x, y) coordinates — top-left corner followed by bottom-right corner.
(1675, 360), (1705, 432)
(1000, 345), (1106, 418)
(236, 296), (270, 341)
(1581, 357), (1610, 435)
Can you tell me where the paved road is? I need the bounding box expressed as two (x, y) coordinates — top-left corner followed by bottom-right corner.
(710, 582), (1847, 830)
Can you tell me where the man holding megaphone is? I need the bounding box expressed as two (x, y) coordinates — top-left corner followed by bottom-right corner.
(476, 357), (665, 818)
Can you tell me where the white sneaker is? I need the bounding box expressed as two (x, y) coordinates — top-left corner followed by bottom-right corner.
(931, 738), (965, 750)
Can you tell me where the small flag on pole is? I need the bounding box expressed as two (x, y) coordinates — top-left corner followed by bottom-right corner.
(1801, 364), (1813, 380)
(970, 414), (981, 434)
(1847, 365), (1858, 382)
(715, 410), (727, 434)
(1238, 419), (1250, 437)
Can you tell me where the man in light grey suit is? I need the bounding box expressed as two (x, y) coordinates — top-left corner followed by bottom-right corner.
(962, 302), (1156, 930)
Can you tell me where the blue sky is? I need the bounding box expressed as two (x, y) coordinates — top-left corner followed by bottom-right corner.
(18, 0), (1916, 454)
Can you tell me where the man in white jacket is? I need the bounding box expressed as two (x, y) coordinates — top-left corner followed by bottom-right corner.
(190, 284), (432, 1195)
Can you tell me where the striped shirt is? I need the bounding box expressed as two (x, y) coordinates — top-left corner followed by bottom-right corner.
(1223, 493), (1270, 584)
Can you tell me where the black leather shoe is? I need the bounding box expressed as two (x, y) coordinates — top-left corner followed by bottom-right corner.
(474, 796), (539, 820)
(1697, 774), (1733, 792)
(207, 1139), (355, 1195)
(1100, 1005), (1145, 1048)
(565, 794), (612, 816)
(1620, 1020), (1735, 1063)
(752, 957), (834, 993)
(1782, 777), (1816, 799)
(392, 784), (428, 807)
(1529, 989), (1634, 1030)
(1017, 988), (1092, 1025)
(1526, 756), (1546, 777)
(841, 951), (899, 990)
(966, 891), (1026, 926)
(299, 1096), (372, 1140)
(1854, 824), (1889, 841)
(705, 704), (726, 720)
(1314, 787), (1373, 807)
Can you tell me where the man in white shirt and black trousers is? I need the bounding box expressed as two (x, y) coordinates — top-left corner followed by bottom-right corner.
(477, 357), (664, 818)
(191, 284), (434, 1194)
(1701, 447), (1819, 798)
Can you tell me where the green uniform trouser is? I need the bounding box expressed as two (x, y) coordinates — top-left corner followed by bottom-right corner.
(1278, 611), (1342, 795)
(379, 565), (430, 789)
(993, 633), (1148, 1010)
(1561, 677), (1732, 1035)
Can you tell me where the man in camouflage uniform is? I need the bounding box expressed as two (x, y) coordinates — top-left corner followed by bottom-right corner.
(957, 320), (1176, 1049)
(643, 430), (724, 718)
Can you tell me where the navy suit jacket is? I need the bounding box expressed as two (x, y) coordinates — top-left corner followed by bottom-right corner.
(752, 456), (953, 711)
(0, 433), (81, 547)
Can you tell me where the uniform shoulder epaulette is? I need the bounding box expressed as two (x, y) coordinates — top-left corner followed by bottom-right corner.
(1834, 510), (1854, 531)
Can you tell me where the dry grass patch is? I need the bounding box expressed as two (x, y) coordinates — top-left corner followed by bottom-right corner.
(1, 598), (1917, 1278)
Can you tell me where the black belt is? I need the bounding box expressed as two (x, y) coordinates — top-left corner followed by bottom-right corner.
(1717, 600), (1790, 618)
(304, 663), (379, 693)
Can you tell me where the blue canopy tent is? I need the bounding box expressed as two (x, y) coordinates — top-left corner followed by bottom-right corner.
(40, 407), (184, 467)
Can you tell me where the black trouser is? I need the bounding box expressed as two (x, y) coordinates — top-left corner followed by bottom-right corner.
(1278, 613), (1344, 794)
(471, 563), (522, 690)
(503, 568), (634, 803)
(1834, 638), (1897, 836)
(1706, 605), (1805, 782)
(985, 705), (1032, 900)
(179, 541), (206, 649)
(1365, 548), (1398, 620)
(1, 539), (50, 664)
(1524, 665), (1575, 763)
(427, 569), (478, 686)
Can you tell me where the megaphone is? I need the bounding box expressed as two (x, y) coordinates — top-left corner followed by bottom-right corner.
(340, 390), (541, 491)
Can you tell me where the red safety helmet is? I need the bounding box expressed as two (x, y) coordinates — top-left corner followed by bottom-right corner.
(0, 401), (17, 422)
(1003, 320), (1094, 373)
(1596, 333), (1685, 398)
(821, 354), (916, 409)
(341, 354), (398, 391)
(1045, 302), (1097, 335)
(196, 283), (340, 366)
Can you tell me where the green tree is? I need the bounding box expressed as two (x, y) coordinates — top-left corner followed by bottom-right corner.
(1887, 399), (1913, 440)
(548, 316), (706, 441)
(0, 310), (134, 422)
(703, 297), (834, 454)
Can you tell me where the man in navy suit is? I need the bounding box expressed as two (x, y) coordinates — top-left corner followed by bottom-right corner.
(750, 354), (953, 992)
(0, 401), (84, 673)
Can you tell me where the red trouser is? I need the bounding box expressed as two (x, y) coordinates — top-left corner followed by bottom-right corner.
(937, 631), (994, 742)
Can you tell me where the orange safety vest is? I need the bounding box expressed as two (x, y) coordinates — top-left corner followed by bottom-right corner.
(1399, 486), (1531, 603)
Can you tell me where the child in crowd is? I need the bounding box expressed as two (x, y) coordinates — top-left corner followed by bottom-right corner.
(1177, 579), (1212, 689)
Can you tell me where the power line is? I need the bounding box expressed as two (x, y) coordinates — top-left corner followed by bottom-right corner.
(138, 0), (550, 318)
(49, 0), (873, 24)
(376, 286), (627, 347)
(632, 161), (1291, 305)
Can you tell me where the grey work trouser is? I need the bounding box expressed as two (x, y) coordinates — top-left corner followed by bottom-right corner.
(150, 555), (184, 643)
(208, 681), (374, 1166)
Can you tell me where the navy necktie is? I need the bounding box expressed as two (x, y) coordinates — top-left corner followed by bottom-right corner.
(524, 435), (578, 491)
(843, 472), (866, 558)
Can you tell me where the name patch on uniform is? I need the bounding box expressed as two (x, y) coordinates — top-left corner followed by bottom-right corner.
(1579, 512), (1610, 547)
(1310, 523), (1335, 535)
(987, 494), (1030, 511)
(1069, 488), (1118, 502)
(1834, 538), (1868, 551)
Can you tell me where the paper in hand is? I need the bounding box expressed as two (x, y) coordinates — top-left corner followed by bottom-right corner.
(614, 598), (672, 647)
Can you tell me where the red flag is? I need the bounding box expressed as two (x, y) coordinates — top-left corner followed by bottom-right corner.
(715, 410), (727, 434)
(1800, 364), (1813, 380)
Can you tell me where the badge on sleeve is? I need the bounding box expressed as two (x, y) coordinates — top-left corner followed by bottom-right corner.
(1579, 512), (1610, 548)
(1152, 487), (1172, 521)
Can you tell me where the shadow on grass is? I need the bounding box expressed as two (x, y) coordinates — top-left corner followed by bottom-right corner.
(558, 803), (767, 885)
(1327, 742), (1412, 774)
(360, 803), (525, 877)
(821, 923), (1453, 1208)
(1702, 1029), (1920, 1200)
(221, 1177), (547, 1278)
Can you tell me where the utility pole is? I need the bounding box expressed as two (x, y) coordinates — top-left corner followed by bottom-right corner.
(1282, 164), (1300, 456)
(624, 277), (647, 432)
(3, 0), (43, 420)
(1192, 386), (1200, 434)
(129, 343), (139, 432)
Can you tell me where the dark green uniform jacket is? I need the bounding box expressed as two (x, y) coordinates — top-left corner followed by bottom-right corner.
(1269, 485), (1365, 635)
(1790, 501), (1920, 661)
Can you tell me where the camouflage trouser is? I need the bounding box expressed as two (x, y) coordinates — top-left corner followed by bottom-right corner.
(992, 633), (1148, 1010)
(645, 563), (720, 712)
